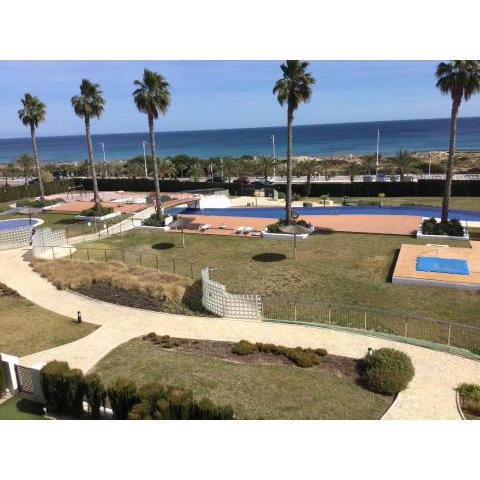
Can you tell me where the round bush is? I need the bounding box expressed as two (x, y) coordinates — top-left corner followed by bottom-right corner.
(232, 340), (255, 355)
(361, 348), (414, 395)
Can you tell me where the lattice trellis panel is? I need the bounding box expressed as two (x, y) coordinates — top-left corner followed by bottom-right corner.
(0, 225), (32, 250)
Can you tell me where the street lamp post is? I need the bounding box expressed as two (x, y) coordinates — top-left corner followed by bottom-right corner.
(143, 140), (148, 177)
(271, 134), (276, 179)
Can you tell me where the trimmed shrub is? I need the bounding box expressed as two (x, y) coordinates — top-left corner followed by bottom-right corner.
(457, 383), (480, 417)
(80, 205), (114, 217)
(107, 377), (140, 419)
(457, 383), (480, 401)
(232, 340), (255, 356)
(16, 198), (64, 208)
(287, 348), (320, 368)
(421, 217), (464, 236)
(361, 348), (415, 395)
(65, 368), (85, 418)
(40, 361), (71, 414)
(84, 373), (107, 420)
(143, 213), (170, 227)
(266, 218), (312, 233)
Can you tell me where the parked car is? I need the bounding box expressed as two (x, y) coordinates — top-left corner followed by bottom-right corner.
(233, 176), (251, 185)
(250, 179), (273, 189)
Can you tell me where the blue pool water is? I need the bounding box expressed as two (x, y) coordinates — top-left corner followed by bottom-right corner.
(167, 205), (480, 222)
(0, 218), (39, 230)
(416, 256), (469, 275)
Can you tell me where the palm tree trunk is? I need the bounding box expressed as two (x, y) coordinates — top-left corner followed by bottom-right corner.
(305, 174), (312, 197)
(441, 97), (461, 223)
(148, 114), (162, 218)
(30, 123), (45, 201)
(286, 106), (294, 224)
(85, 117), (101, 210)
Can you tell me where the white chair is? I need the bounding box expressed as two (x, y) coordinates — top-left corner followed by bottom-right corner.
(243, 226), (254, 235)
(234, 226), (246, 234)
(199, 224), (211, 232)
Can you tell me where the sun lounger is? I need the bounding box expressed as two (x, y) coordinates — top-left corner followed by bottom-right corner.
(234, 226), (246, 234)
(243, 226), (254, 235)
(199, 224), (211, 232)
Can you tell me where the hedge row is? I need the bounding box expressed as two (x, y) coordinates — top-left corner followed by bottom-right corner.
(40, 360), (233, 420)
(76, 177), (480, 198)
(0, 179), (75, 203)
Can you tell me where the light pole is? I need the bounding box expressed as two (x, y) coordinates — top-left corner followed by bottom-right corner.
(428, 151), (432, 178)
(143, 140), (148, 177)
(100, 141), (106, 163)
(220, 158), (224, 180)
(271, 134), (276, 179)
(376, 129), (380, 176)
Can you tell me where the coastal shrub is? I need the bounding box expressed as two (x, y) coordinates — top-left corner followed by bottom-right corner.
(361, 348), (415, 395)
(107, 377), (140, 419)
(16, 198), (64, 208)
(84, 373), (107, 419)
(266, 218), (312, 233)
(457, 383), (480, 417)
(128, 383), (234, 420)
(143, 213), (170, 227)
(457, 383), (480, 401)
(232, 340), (255, 355)
(421, 217), (464, 236)
(40, 361), (71, 414)
(79, 205), (114, 217)
(254, 342), (328, 367)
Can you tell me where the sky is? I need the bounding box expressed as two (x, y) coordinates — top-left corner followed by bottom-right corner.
(1, 60), (480, 139)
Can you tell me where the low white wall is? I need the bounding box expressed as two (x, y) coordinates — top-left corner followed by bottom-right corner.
(416, 231), (470, 241)
(202, 267), (262, 320)
(198, 194), (232, 209)
(74, 212), (120, 221)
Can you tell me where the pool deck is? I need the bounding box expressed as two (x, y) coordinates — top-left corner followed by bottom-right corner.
(392, 242), (480, 289)
(174, 213), (421, 236)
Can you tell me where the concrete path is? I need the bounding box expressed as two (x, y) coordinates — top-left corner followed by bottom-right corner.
(1, 247), (479, 419)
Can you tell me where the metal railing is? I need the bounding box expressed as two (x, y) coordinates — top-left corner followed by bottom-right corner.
(262, 299), (480, 356)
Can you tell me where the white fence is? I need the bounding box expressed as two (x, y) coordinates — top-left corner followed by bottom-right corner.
(201, 267), (262, 320)
(32, 227), (67, 256)
(0, 225), (33, 250)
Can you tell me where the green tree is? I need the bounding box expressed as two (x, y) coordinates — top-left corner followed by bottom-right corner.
(15, 153), (35, 186)
(18, 93), (47, 200)
(133, 69), (171, 218)
(256, 156), (275, 184)
(391, 149), (416, 181)
(273, 61), (315, 223)
(3, 162), (20, 187)
(157, 158), (176, 180)
(297, 159), (318, 196)
(71, 79), (105, 211)
(436, 60), (480, 223)
(188, 162), (204, 181)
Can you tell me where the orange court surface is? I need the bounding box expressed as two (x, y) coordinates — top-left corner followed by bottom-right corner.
(172, 213), (421, 236)
(392, 241), (480, 290)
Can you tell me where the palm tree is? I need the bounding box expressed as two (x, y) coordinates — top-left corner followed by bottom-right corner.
(133, 69), (171, 218)
(436, 60), (480, 223)
(344, 161), (360, 183)
(157, 158), (176, 180)
(71, 79), (105, 211)
(18, 93), (47, 201)
(298, 159), (318, 197)
(15, 153), (35, 185)
(273, 61), (315, 223)
(391, 149), (416, 181)
(256, 156), (275, 184)
(360, 153), (380, 175)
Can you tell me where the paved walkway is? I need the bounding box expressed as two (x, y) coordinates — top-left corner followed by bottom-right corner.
(1, 248), (479, 419)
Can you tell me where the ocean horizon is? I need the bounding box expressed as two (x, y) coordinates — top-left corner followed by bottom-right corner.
(1, 116), (480, 164)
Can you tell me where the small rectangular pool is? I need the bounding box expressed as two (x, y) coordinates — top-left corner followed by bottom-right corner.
(416, 256), (469, 275)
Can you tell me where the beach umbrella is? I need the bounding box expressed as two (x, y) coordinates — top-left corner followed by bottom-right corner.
(169, 217), (194, 248)
(279, 224), (310, 259)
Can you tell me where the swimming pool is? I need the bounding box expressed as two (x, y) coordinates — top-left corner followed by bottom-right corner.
(416, 256), (470, 275)
(167, 205), (480, 222)
(0, 218), (42, 230)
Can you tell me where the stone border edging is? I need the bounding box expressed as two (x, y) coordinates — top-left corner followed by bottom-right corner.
(380, 393), (400, 420)
(456, 391), (466, 420)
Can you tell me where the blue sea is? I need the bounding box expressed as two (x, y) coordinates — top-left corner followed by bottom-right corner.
(1, 117), (480, 163)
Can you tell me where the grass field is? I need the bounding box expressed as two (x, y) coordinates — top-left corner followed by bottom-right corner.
(74, 229), (480, 328)
(0, 211), (128, 239)
(93, 338), (392, 420)
(0, 396), (47, 420)
(0, 295), (97, 357)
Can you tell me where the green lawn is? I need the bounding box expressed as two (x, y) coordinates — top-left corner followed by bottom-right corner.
(75, 229), (480, 328)
(93, 338), (392, 420)
(0, 211), (128, 238)
(304, 196), (480, 210)
(0, 396), (47, 420)
(0, 295), (97, 357)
